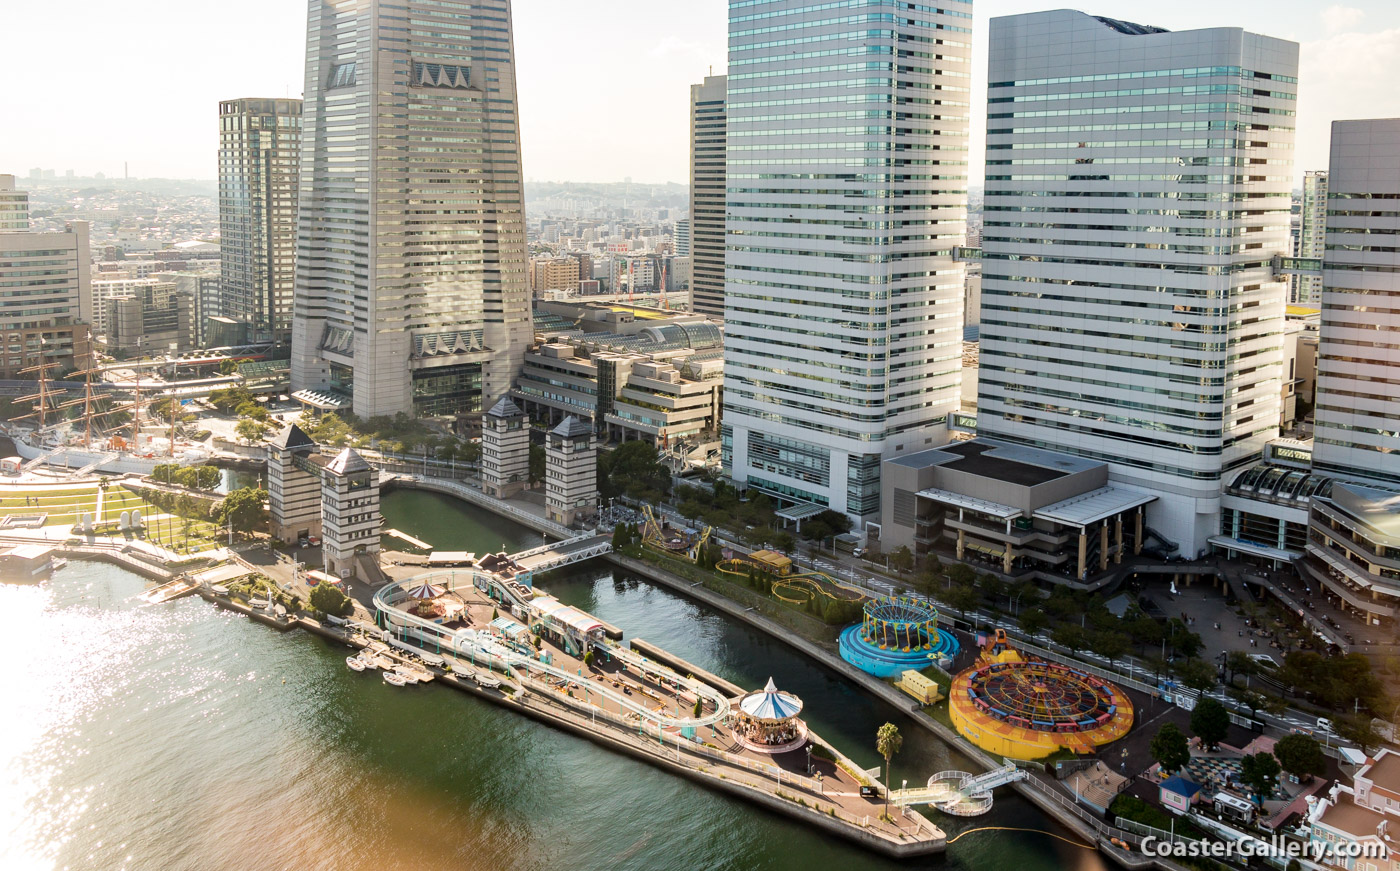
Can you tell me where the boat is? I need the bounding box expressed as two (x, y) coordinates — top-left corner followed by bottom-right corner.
(392, 667), (421, 685)
(383, 671), (410, 687)
(346, 655), (367, 672)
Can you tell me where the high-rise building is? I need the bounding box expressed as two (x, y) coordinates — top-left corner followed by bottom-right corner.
(1295, 170), (1328, 304)
(0, 175), (93, 376)
(529, 256), (581, 294)
(976, 11), (1298, 556)
(218, 98), (302, 345)
(722, 4), (971, 520)
(291, 0), (531, 419)
(688, 75), (726, 318)
(1312, 119), (1400, 488)
(674, 219), (691, 257)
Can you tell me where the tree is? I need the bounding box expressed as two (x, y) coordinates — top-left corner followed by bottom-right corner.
(693, 697), (703, 719)
(193, 465), (221, 491)
(1176, 658), (1219, 695)
(1224, 650), (1258, 687)
(583, 650), (595, 669)
(1273, 733), (1326, 783)
(1149, 723), (1190, 774)
(599, 440), (670, 501)
(528, 444), (545, 485)
(1089, 630), (1130, 667)
(1337, 714), (1384, 754)
(235, 417), (268, 444)
(800, 509), (852, 544)
(1190, 697), (1230, 752)
(1227, 686), (1269, 719)
(215, 487), (268, 535)
(1018, 607), (1049, 639)
(1239, 752), (1280, 806)
(945, 562), (977, 587)
(1052, 624), (1087, 656)
(308, 582), (353, 618)
(943, 583), (981, 616)
(772, 530), (796, 557)
(876, 722), (902, 819)
(889, 545), (914, 575)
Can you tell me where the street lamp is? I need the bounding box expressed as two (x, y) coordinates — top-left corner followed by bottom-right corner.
(807, 744), (812, 775)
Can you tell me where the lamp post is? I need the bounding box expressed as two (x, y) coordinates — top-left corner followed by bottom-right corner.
(806, 744), (812, 776)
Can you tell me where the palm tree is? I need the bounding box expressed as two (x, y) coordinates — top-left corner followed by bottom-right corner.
(876, 722), (902, 820)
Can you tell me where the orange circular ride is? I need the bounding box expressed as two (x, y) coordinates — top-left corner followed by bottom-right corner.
(950, 631), (1133, 760)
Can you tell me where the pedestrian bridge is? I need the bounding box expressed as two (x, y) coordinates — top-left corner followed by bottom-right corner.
(510, 533), (612, 574)
(888, 763), (1027, 816)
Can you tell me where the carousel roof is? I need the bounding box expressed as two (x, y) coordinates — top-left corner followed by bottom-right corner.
(739, 677), (804, 721)
(408, 580), (445, 599)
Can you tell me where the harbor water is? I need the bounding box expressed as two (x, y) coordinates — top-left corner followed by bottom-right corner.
(1, 491), (1109, 870)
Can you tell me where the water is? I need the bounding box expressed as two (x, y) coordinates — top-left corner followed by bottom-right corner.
(1, 492), (1110, 870)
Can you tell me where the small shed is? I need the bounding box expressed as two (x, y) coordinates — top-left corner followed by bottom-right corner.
(1159, 775), (1203, 815)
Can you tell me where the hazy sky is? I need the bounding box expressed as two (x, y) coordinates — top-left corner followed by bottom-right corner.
(2, 1), (1397, 185)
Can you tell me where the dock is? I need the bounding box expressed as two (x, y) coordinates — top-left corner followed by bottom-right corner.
(384, 528), (432, 549)
(139, 576), (199, 605)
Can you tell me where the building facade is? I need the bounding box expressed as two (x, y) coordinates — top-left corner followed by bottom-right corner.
(976, 11), (1299, 557)
(529, 256), (581, 294)
(480, 396), (529, 499)
(267, 424), (322, 542)
(218, 98), (302, 345)
(291, 0), (531, 419)
(320, 447), (381, 579)
(689, 74), (726, 317)
(545, 416), (596, 528)
(722, 2), (971, 521)
(1312, 119), (1400, 488)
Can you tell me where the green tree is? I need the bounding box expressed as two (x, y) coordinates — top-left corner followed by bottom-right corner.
(945, 562), (977, 587)
(599, 440), (670, 501)
(1224, 650), (1259, 687)
(943, 583), (981, 615)
(1273, 733), (1326, 783)
(1052, 623), (1087, 656)
(194, 465), (221, 490)
(1149, 723), (1190, 774)
(528, 444), (545, 485)
(1189, 697), (1230, 752)
(583, 650), (595, 669)
(215, 487), (268, 535)
(1239, 752), (1280, 806)
(1176, 658), (1219, 695)
(693, 697), (703, 719)
(1089, 630), (1130, 667)
(889, 545), (914, 575)
(235, 417), (268, 444)
(1018, 607), (1049, 638)
(308, 582), (353, 618)
(1227, 686), (1269, 719)
(772, 530), (796, 557)
(876, 722), (902, 819)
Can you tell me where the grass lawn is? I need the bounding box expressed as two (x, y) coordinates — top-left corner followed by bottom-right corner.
(0, 482), (224, 553)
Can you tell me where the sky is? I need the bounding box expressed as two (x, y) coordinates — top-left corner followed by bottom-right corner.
(2, 1), (1398, 185)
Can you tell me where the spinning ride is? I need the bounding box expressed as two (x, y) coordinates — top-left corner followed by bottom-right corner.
(838, 595), (960, 678)
(950, 630), (1133, 759)
(733, 677), (807, 754)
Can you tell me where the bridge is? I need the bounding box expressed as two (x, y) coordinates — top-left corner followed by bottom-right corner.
(888, 762), (1027, 816)
(511, 534), (612, 574)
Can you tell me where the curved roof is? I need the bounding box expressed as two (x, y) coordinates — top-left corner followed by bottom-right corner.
(739, 677), (804, 721)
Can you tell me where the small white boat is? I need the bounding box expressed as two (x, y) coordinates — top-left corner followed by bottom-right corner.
(393, 667), (421, 685)
(346, 655), (367, 672)
(383, 671), (410, 687)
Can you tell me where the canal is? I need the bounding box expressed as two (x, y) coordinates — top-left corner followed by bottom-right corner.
(1, 490), (1109, 870)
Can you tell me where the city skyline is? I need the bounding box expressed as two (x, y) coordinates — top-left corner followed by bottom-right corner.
(2, 1), (1397, 184)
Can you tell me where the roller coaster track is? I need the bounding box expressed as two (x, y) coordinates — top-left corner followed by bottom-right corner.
(372, 571), (732, 730)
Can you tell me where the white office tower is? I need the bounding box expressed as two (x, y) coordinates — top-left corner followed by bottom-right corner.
(722, 1), (972, 521)
(1295, 171), (1328, 304)
(291, 0), (531, 418)
(1312, 119), (1400, 488)
(977, 11), (1298, 557)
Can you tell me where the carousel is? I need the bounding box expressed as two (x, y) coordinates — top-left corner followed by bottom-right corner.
(733, 677), (808, 754)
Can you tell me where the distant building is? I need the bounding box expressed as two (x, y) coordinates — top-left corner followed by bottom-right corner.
(688, 75), (725, 317)
(1296, 171), (1328, 305)
(529, 256), (581, 294)
(0, 176), (92, 376)
(105, 288), (192, 357)
(674, 219), (691, 257)
(218, 98), (302, 345)
(545, 416), (596, 528)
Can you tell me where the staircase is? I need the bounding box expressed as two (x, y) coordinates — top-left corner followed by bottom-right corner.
(72, 453), (117, 477)
(356, 553), (390, 588)
(959, 763), (1027, 794)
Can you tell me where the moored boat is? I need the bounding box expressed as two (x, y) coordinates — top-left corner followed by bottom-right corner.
(383, 671), (410, 687)
(346, 655), (367, 672)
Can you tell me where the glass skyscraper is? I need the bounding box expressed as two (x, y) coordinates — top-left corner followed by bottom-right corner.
(977, 11), (1299, 556)
(291, 0), (531, 419)
(722, 0), (972, 520)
